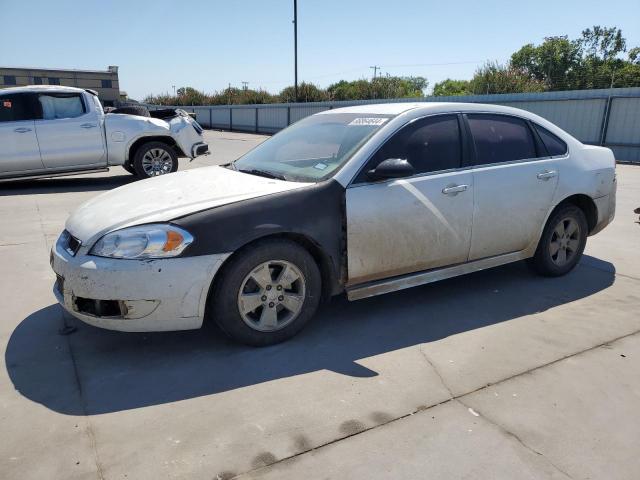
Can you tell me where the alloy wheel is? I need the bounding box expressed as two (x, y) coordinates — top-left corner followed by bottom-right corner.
(141, 148), (173, 176)
(549, 217), (581, 266)
(237, 260), (306, 332)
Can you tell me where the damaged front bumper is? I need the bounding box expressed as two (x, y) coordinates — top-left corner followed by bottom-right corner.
(50, 235), (230, 332)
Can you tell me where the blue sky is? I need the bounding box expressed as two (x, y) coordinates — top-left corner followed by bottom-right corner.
(2, 0), (639, 100)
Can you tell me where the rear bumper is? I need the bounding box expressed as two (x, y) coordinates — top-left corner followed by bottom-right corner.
(591, 179), (616, 236)
(50, 236), (230, 332)
(192, 142), (209, 158)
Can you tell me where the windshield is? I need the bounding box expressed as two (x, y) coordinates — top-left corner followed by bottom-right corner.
(233, 113), (393, 182)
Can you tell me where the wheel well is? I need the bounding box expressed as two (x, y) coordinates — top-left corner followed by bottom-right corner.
(205, 233), (337, 324)
(555, 194), (598, 233)
(127, 136), (184, 164)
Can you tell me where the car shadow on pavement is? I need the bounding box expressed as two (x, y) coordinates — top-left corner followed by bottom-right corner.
(0, 173), (135, 196)
(6, 257), (615, 416)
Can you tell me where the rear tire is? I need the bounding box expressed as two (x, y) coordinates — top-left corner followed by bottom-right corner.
(528, 204), (588, 277)
(209, 239), (322, 346)
(132, 141), (179, 178)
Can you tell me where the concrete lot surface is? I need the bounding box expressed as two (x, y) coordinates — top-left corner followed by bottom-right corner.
(1, 130), (639, 479)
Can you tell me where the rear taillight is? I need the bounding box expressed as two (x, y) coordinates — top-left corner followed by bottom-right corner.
(192, 121), (203, 135)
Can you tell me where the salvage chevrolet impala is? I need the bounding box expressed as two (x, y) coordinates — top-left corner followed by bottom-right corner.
(51, 103), (616, 345)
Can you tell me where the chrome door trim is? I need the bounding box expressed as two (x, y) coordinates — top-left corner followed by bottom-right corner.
(0, 167), (109, 183)
(346, 250), (528, 301)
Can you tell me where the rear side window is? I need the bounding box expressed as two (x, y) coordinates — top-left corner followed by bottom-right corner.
(533, 124), (567, 156)
(38, 94), (86, 120)
(369, 114), (462, 176)
(0, 94), (40, 122)
(467, 114), (536, 165)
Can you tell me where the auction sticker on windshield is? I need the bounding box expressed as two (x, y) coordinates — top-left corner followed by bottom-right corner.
(348, 117), (389, 126)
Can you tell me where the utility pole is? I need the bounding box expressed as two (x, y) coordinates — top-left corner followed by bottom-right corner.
(241, 81), (249, 91)
(370, 66), (380, 80)
(228, 82), (232, 105)
(172, 85), (176, 96)
(293, 0), (298, 102)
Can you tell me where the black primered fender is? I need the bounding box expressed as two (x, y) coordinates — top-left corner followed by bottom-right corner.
(172, 179), (346, 294)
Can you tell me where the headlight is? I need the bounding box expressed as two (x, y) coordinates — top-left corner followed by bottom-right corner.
(90, 224), (193, 259)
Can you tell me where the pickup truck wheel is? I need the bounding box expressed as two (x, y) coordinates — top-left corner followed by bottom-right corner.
(133, 142), (179, 178)
(209, 239), (322, 346)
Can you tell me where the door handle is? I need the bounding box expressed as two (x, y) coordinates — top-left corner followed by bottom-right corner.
(80, 123), (97, 129)
(537, 170), (557, 180)
(442, 184), (468, 195)
(14, 127), (32, 133)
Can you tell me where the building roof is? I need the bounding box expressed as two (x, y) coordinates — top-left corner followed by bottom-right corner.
(0, 66), (118, 74)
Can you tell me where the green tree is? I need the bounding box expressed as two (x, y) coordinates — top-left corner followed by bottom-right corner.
(327, 76), (427, 100)
(469, 62), (546, 94)
(432, 79), (472, 96)
(575, 26), (630, 89)
(278, 82), (328, 102)
(580, 26), (626, 61)
(511, 36), (582, 90)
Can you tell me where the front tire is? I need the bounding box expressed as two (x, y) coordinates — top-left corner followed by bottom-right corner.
(209, 239), (322, 346)
(132, 141), (179, 178)
(528, 204), (588, 276)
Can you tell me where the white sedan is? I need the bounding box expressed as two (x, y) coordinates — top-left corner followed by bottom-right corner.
(51, 102), (616, 345)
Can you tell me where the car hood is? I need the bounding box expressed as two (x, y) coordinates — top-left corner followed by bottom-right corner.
(66, 166), (311, 245)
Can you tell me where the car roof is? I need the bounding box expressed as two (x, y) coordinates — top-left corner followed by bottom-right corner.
(0, 85), (86, 95)
(322, 101), (541, 119)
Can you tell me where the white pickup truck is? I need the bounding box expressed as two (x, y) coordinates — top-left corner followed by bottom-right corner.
(0, 85), (208, 180)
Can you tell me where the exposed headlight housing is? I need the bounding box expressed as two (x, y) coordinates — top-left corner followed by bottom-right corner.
(90, 224), (193, 259)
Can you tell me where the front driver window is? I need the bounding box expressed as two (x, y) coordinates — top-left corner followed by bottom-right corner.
(0, 93), (39, 123)
(356, 114), (462, 182)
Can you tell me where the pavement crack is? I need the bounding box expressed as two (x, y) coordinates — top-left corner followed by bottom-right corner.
(456, 397), (573, 479)
(230, 329), (640, 479)
(34, 183), (105, 478)
(418, 345), (455, 400)
(59, 309), (106, 480)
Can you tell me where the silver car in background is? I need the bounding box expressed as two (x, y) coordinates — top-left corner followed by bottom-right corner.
(0, 85), (208, 180)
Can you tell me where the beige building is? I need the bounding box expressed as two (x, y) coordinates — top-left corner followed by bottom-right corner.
(0, 66), (121, 106)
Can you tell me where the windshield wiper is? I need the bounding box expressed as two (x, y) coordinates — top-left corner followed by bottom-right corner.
(237, 168), (287, 181)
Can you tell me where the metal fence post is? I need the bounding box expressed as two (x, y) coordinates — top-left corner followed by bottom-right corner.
(209, 108), (212, 129)
(255, 108), (259, 133)
(599, 96), (613, 146)
(287, 106), (291, 126)
(229, 108), (232, 131)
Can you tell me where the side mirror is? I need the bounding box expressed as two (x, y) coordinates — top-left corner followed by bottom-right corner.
(367, 158), (414, 180)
